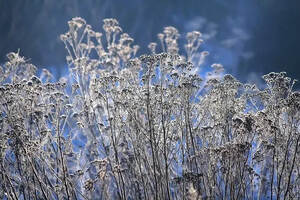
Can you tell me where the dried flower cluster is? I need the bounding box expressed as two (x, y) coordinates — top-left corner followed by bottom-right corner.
(0, 17), (299, 200)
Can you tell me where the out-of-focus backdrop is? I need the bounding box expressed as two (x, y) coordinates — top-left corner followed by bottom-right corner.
(0, 0), (299, 86)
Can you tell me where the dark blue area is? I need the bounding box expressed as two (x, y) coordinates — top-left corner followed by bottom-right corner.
(0, 0), (299, 87)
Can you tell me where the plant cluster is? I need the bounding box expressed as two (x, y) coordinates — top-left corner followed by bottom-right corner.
(0, 17), (299, 200)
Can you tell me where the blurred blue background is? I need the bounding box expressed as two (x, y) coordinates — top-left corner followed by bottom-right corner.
(0, 0), (299, 87)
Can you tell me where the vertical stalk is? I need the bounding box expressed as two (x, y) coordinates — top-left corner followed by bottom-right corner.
(56, 107), (70, 200)
(160, 69), (171, 200)
(105, 94), (126, 200)
(146, 64), (158, 200)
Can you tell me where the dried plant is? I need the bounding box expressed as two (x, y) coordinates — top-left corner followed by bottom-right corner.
(0, 17), (299, 200)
